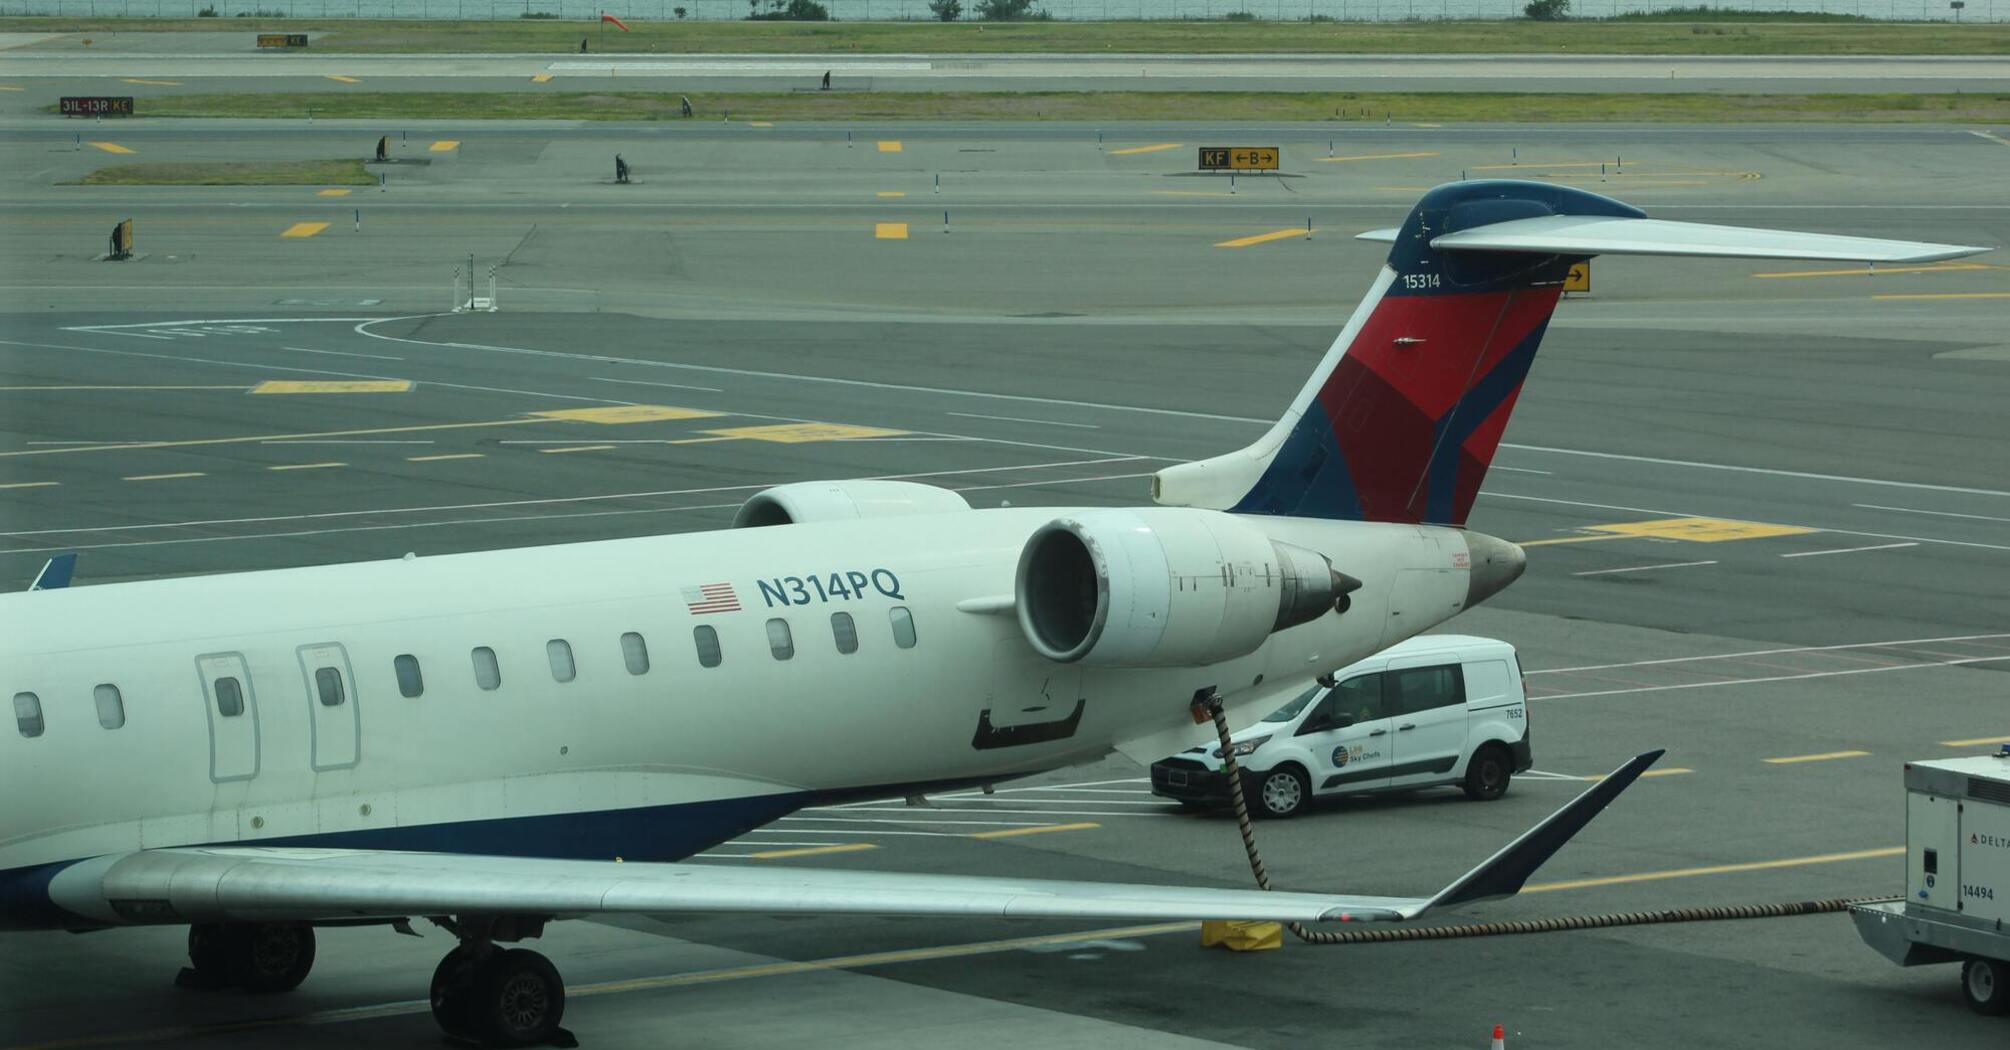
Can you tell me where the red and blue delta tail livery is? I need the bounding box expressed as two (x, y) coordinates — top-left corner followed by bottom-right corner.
(1152, 180), (1987, 528)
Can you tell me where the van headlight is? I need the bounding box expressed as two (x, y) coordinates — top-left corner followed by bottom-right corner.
(1214, 735), (1271, 759)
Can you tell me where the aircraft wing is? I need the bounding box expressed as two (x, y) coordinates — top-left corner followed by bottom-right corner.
(48, 752), (1659, 929)
(1357, 217), (1988, 263)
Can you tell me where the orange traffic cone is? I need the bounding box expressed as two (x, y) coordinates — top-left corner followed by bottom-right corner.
(1490, 1023), (1506, 1050)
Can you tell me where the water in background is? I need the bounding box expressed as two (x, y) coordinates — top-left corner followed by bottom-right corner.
(5, 0), (2002, 21)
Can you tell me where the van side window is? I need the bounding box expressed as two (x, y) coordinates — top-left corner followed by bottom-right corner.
(767, 618), (795, 661)
(1388, 664), (1464, 716)
(693, 625), (722, 669)
(394, 655), (424, 698)
(94, 684), (126, 730)
(830, 612), (858, 655)
(1300, 673), (1382, 735)
(1463, 660), (1514, 707)
(889, 607), (917, 649)
(314, 666), (346, 707)
(547, 639), (577, 683)
(214, 677), (245, 718)
(621, 632), (650, 675)
(13, 692), (43, 738)
(472, 647), (502, 691)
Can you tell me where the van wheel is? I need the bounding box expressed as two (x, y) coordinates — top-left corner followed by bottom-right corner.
(1963, 958), (2010, 1015)
(1463, 745), (1512, 802)
(1253, 767), (1309, 819)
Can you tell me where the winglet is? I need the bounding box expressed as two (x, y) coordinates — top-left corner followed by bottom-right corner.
(28, 553), (77, 592)
(1422, 749), (1663, 912)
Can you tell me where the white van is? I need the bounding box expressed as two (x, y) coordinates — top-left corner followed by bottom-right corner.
(1150, 635), (1531, 819)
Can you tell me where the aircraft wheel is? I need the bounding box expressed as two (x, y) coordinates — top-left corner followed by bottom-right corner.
(1963, 958), (2010, 1016)
(229, 923), (316, 994)
(431, 946), (483, 1040)
(471, 947), (566, 1048)
(186, 923), (236, 983)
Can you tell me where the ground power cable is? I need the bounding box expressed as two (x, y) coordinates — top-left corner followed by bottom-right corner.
(1197, 694), (1871, 945)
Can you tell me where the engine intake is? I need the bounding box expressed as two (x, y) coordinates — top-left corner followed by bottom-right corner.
(1015, 508), (1357, 667)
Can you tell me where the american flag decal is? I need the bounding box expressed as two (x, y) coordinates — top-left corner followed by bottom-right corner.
(683, 582), (741, 615)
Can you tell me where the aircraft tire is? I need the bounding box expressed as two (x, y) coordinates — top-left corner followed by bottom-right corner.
(470, 947), (566, 1048)
(186, 923), (235, 982)
(228, 923), (316, 994)
(431, 946), (481, 1039)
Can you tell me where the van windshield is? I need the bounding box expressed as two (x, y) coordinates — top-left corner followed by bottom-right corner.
(1260, 685), (1322, 723)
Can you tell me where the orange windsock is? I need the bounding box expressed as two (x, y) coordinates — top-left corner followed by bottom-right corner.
(600, 12), (630, 30)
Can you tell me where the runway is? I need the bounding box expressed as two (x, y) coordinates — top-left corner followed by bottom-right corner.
(3, 114), (2010, 1048)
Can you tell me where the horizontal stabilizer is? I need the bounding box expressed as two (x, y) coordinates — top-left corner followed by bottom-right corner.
(1427, 215), (1988, 264)
(1357, 228), (1400, 244)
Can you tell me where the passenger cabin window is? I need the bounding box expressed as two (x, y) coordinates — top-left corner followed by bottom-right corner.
(314, 666), (346, 707)
(94, 684), (125, 730)
(547, 639), (577, 683)
(830, 612), (858, 655)
(214, 677), (245, 718)
(693, 625), (722, 669)
(621, 632), (650, 676)
(394, 655), (424, 698)
(1300, 673), (1383, 735)
(889, 606), (917, 650)
(13, 692), (43, 738)
(767, 618), (795, 661)
(1388, 664), (1464, 716)
(472, 647), (502, 691)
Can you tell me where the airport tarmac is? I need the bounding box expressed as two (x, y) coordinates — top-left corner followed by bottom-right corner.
(3, 115), (2010, 1049)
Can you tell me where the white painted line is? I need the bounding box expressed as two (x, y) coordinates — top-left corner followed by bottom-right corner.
(65, 318), (381, 331)
(806, 807), (1169, 818)
(1529, 632), (2010, 675)
(1572, 560), (1718, 577)
(1781, 542), (1920, 559)
(956, 472), (1154, 493)
(1543, 655), (2010, 701)
(1503, 443), (2010, 500)
(948, 411), (1101, 430)
(780, 816), (1062, 827)
(285, 345), (405, 361)
(1486, 491), (2010, 555)
(1856, 503), (2010, 524)
(263, 439), (436, 445)
(590, 375), (726, 394)
(1490, 465), (1554, 475)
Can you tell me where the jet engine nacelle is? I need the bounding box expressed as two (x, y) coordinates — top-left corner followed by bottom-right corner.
(733, 480), (972, 527)
(1015, 508), (1357, 667)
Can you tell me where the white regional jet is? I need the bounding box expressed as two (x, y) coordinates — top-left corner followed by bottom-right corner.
(1, 181), (1988, 1047)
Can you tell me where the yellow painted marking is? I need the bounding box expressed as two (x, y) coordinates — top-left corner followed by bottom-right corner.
(666, 436), (736, 445)
(1519, 533), (1631, 548)
(1586, 767), (1694, 781)
(747, 843), (877, 860)
(1150, 190), (1233, 198)
(1874, 291), (2010, 301)
(877, 140), (902, 152)
(0, 385), (239, 391)
(875, 222), (909, 240)
(1315, 150), (1439, 164)
(749, 121), (774, 128)
(1764, 750), (1871, 765)
(0, 85), (23, 92)
(0, 417), (560, 459)
(267, 462), (346, 471)
(316, 188), (352, 197)
(123, 471), (205, 481)
(1524, 846), (1902, 894)
(701, 423), (907, 444)
(538, 444), (617, 454)
(531, 73), (553, 83)
(1411, 122), (1442, 128)
(1216, 228), (1311, 249)
(407, 452), (485, 462)
(121, 77), (181, 86)
(279, 221), (330, 239)
(252, 380), (411, 394)
(1943, 735), (2010, 748)
(1589, 517), (1817, 543)
(1536, 177), (1711, 188)
(429, 140), (459, 152)
(88, 141), (135, 154)
(967, 822), (1100, 840)
(1472, 160), (1615, 171)
(325, 75), (361, 84)
(1109, 142), (1182, 156)
(530, 405), (720, 424)
(0, 481), (58, 490)
(876, 191), (906, 198)
(1756, 262), (1991, 279)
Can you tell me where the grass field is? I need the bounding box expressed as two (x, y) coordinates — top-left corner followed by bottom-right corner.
(8, 16), (2010, 55)
(114, 90), (2010, 122)
(73, 159), (376, 185)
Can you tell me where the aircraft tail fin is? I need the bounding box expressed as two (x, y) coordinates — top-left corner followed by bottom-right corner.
(1151, 180), (1990, 527)
(28, 553), (76, 592)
